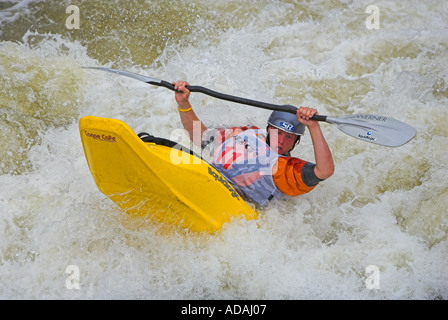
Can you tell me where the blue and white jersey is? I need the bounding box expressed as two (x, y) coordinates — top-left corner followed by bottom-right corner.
(210, 129), (283, 206)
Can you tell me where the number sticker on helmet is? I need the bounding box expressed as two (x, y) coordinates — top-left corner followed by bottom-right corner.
(279, 121), (295, 132)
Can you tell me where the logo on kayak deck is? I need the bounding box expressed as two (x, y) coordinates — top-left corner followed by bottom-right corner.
(358, 131), (376, 141)
(84, 131), (117, 142)
(208, 167), (240, 200)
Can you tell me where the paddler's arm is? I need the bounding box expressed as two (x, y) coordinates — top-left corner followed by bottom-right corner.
(174, 81), (207, 147)
(296, 107), (335, 180)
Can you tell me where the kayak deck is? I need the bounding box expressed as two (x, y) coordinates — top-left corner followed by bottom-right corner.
(79, 116), (256, 233)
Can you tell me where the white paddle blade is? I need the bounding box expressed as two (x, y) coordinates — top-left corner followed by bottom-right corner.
(83, 67), (162, 84)
(326, 114), (416, 147)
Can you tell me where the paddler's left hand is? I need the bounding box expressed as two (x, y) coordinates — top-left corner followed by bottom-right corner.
(296, 106), (319, 128)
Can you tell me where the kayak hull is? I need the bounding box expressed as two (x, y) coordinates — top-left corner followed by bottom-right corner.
(79, 116), (256, 233)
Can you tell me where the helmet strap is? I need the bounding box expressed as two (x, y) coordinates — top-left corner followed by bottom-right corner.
(290, 135), (301, 152)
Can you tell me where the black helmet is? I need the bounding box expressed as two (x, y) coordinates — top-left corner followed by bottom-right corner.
(267, 111), (305, 135)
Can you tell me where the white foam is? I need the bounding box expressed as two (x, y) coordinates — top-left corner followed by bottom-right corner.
(1, 0), (447, 300)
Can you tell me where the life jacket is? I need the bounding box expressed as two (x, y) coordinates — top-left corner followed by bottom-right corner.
(207, 126), (318, 205)
(210, 128), (284, 206)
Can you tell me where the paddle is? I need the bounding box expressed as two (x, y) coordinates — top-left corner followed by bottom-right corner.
(83, 67), (416, 147)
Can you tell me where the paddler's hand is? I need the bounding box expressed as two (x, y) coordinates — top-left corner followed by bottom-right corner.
(296, 106), (319, 128)
(173, 80), (191, 110)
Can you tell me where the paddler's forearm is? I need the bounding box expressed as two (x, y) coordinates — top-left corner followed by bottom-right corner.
(178, 102), (207, 147)
(308, 123), (334, 180)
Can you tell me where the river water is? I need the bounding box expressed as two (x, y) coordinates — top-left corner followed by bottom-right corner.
(1, 0), (447, 299)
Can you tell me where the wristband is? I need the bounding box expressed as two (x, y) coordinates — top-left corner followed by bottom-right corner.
(178, 106), (193, 112)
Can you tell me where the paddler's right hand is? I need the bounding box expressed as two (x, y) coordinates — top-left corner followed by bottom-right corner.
(173, 80), (191, 110)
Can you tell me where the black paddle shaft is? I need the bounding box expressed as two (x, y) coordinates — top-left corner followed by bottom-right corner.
(151, 80), (328, 122)
(83, 66), (416, 147)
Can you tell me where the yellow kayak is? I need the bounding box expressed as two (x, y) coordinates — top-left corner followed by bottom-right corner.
(79, 116), (256, 233)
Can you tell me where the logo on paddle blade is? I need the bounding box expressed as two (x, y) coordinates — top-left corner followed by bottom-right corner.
(358, 131), (376, 141)
(354, 115), (387, 122)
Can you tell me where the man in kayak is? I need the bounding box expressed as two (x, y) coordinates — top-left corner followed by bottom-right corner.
(173, 80), (334, 206)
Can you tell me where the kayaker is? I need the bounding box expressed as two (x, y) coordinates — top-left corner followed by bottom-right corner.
(173, 80), (334, 206)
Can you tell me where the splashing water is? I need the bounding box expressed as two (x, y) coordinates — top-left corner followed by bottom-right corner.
(1, 0), (447, 299)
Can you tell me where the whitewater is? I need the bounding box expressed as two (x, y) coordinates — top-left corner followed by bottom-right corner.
(1, 0), (447, 299)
